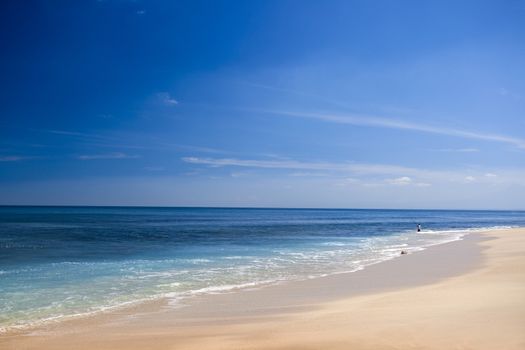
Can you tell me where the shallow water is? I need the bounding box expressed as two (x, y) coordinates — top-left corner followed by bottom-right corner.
(1, 206), (524, 332)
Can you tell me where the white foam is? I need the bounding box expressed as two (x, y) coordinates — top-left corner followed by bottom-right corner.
(2, 224), (520, 335)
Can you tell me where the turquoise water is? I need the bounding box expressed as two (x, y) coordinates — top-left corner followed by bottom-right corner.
(1, 206), (524, 332)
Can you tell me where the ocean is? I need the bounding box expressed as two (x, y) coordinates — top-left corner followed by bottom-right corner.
(1, 206), (524, 332)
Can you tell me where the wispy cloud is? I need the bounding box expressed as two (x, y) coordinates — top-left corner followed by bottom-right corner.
(268, 110), (525, 149)
(0, 156), (27, 162)
(498, 87), (522, 99)
(156, 92), (178, 106)
(159, 143), (230, 154)
(43, 129), (112, 140)
(41, 129), (233, 156)
(183, 156), (357, 172)
(182, 156), (426, 177)
(77, 152), (140, 160)
(464, 176), (476, 183)
(181, 156), (525, 187)
(430, 148), (479, 153)
(46, 130), (89, 137)
(289, 172), (330, 177)
(385, 176), (413, 186)
(230, 171), (249, 178)
(385, 176), (431, 187)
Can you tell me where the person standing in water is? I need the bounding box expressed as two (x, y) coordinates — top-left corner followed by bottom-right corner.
(417, 224), (421, 232)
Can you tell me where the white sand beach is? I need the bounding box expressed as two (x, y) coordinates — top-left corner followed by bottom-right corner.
(2, 228), (524, 350)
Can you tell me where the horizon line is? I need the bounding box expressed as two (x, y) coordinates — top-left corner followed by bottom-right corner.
(0, 204), (523, 212)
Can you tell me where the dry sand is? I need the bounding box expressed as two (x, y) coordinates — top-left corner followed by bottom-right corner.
(2, 228), (524, 349)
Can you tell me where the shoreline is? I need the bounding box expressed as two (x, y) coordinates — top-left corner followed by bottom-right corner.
(1, 228), (483, 336)
(4, 228), (523, 349)
(164, 230), (487, 323)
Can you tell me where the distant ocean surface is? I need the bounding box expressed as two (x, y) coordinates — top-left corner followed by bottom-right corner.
(1, 206), (524, 332)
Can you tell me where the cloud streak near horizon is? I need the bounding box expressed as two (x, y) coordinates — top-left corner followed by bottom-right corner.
(182, 156), (416, 175)
(181, 156), (522, 186)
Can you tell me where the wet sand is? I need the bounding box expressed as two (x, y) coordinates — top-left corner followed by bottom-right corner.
(2, 228), (524, 349)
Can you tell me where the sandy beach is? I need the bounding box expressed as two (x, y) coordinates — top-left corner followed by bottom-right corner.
(2, 228), (524, 350)
(3, 1), (523, 348)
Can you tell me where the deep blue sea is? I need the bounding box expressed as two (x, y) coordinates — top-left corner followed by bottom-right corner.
(1, 206), (524, 332)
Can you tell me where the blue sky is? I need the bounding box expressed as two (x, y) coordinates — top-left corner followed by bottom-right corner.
(1, 0), (524, 209)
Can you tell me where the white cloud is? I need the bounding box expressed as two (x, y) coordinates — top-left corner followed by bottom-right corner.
(384, 177), (431, 187)
(464, 176), (476, 183)
(270, 110), (525, 149)
(156, 92), (178, 106)
(386, 176), (412, 186)
(77, 152), (140, 160)
(485, 173), (497, 178)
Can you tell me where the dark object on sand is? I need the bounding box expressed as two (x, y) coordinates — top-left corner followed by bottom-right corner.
(400, 250), (407, 255)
